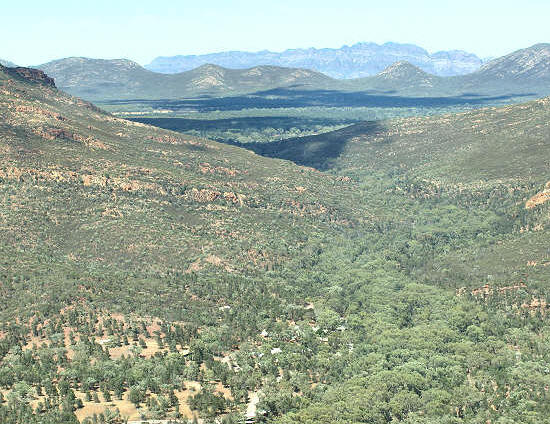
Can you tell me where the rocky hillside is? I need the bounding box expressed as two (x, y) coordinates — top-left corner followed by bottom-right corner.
(3, 66), (550, 424)
(472, 43), (550, 81)
(146, 42), (483, 78)
(0, 64), (353, 286)
(0, 64), (55, 87)
(0, 64), (366, 422)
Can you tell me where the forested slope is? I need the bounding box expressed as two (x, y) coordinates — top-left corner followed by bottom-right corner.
(1, 65), (550, 423)
(250, 97), (550, 423)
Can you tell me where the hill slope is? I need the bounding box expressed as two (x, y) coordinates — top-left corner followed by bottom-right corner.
(252, 96), (550, 179)
(249, 96), (550, 423)
(2, 66), (550, 424)
(38, 57), (334, 100)
(453, 43), (550, 94)
(0, 64), (365, 420)
(146, 42), (483, 78)
(475, 43), (550, 81)
(0, 63), (357, 301)
(251, 94), (550, 303)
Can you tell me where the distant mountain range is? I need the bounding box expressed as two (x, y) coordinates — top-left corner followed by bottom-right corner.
(36, 44), (550, 102)
(38, 58), (333, 100)
(343, 43), (550, 96)
(145, 42), (484, 78)
(453, 43), (550, 95)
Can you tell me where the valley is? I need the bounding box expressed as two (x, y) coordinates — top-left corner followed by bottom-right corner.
(1, 36), (550, 424)
(35, 45), (549, 147)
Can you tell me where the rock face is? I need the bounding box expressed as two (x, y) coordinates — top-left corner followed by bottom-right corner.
(1, 65), (56, 87)
(146, 42), (484, 78)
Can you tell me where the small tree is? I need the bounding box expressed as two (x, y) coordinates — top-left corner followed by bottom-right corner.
(169, 390), (179, 407)
(128, 387), (145, 407)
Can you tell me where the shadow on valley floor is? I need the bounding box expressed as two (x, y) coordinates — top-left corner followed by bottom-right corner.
(102, 89), (537, 112)
(241, 121), (387, 171)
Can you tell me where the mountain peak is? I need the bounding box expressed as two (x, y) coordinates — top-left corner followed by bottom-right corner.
(39, 57), (144, 74)
(376, 61), (432, 80)
(38, 57), (152, 90)
(195, 63), (226, 72)
(189, 64), (228, 88)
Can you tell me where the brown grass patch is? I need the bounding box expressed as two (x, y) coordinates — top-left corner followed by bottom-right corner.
(75, 390), (139, 422)
(526, 182), (550, 209)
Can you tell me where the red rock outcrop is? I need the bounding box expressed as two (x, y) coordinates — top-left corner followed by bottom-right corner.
(1, 65), (56, 87)
(526, 182), (550, 209)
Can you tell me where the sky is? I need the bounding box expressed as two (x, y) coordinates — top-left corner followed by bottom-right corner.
(2, 0), (549, 66)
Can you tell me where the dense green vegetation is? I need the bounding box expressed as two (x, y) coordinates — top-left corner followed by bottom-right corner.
(1, 65), (550, 424)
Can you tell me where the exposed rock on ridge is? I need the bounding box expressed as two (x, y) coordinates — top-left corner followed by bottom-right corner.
(1, 65), (56, 87)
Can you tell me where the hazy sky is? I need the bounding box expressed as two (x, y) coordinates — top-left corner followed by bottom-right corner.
(2, 0), (549, 66)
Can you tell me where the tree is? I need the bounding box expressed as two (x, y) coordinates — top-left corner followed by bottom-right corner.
(128, 387), (145, 407)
